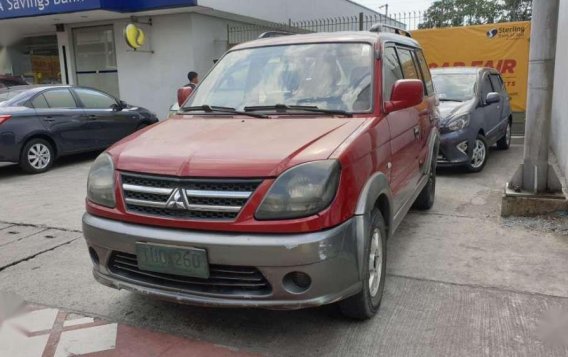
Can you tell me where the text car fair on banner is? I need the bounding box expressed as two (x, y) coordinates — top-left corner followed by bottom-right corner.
(412, 21), (530, 112)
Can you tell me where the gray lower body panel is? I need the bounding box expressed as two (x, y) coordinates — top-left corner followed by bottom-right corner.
(82, 214), (363, 309)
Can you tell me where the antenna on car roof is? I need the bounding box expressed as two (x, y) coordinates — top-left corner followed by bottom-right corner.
(257, 31), (293, 39)
(369, 23), (412, 38)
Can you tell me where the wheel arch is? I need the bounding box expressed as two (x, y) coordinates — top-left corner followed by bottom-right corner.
(21, 133), (58, 159)
(354, 171), (394, 238)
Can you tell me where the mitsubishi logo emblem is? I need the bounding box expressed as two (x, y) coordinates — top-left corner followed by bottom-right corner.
(165, 188), (188, 210)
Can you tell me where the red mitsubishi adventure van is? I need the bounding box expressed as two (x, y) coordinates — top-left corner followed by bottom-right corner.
(83, 29), (439, 319)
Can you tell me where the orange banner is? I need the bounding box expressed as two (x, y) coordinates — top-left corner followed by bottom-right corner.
(412, 21), (530, 111)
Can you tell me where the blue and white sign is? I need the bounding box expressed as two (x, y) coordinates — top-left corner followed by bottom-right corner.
(0, 0), (102, 19)
(0, 0), (197, 20)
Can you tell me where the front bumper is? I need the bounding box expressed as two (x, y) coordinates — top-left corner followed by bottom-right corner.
(83, 213), (362, 309)
(437, 128), (475, 166)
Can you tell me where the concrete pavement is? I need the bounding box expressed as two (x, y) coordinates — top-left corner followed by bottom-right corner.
(1, 144), (568, 356)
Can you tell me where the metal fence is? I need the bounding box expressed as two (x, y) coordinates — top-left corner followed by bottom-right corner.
(228, 11), (426, 46)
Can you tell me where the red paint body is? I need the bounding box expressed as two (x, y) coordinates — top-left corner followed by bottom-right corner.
(87, 33), (438, 234)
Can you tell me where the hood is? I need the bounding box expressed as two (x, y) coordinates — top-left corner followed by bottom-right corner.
(438, 99), (474, 124)
(109, 116), (366, 177)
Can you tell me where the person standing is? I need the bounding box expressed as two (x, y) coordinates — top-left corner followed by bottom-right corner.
(186, 71), (199, 89)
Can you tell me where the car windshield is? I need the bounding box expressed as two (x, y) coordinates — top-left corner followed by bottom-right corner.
(186, 42), (374, 114)
(432, 73), (477, 102)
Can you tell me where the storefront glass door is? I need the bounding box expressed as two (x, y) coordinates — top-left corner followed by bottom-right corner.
(9, 35), (60, 84)
(73, 26), (119, 98)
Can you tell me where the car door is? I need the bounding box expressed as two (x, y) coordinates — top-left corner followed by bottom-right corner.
(382, 45), (421, 213)
(479, 74), (501, 142)
(73, 88), (140, 147)
(32, 88), (95, 153)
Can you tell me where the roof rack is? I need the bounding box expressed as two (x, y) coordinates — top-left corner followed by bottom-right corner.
(258, 31), (293, 39)
(369, 23), (412, 38)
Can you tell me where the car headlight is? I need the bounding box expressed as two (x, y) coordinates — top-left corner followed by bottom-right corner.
(255, 160), (340, 220)
(87, 153), (116, 208)
(447, 114), (470, 131)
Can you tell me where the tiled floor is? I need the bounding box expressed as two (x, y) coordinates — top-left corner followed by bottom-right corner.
(0, 305), (257, 357)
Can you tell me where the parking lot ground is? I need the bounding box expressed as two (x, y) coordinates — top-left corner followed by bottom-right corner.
(1, 143), (568, 356)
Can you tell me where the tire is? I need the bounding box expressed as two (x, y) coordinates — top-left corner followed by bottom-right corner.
(466, 134), (488, 173)
(496, 120), (512, 150)
(414, 152), (437, 210)
(19, 138), (55, 174)
(339, 208), (387, 320)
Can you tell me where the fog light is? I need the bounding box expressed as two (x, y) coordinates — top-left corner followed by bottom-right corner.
(456, 141), (468, 154)
(283, 271), (312, 294)
(88, 247), (100, 265)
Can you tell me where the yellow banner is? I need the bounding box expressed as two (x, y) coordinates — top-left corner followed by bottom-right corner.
(412, 21), (530, 112)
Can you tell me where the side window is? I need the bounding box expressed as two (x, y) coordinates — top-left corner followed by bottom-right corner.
(397, 48), (420, 80)
(415, 50), (435, 95)
(43, 89), (77, 109)
(31, 94), (50, 109)
(489, 74), (503, 93)
(382, 47), (404, 101)
(75, 88), (117, 109)
(480, 76), (494, 103)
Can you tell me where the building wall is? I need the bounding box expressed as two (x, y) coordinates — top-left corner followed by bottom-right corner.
(114, 13), (194, 118)
(198, 0), (378, 22)
(113, 13), (242, 118)
(551, 0), (568, 181)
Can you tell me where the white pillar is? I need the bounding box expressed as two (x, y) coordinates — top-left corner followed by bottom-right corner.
(510, 0), (561, 193)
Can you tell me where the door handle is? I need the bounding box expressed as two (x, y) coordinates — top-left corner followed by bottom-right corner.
(86, 115), (97, 121)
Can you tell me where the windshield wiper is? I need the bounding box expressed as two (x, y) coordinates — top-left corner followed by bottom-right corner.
(439, 98), (464, 102)
(180, 105), (268, 118)
(244, 104), (353, 117)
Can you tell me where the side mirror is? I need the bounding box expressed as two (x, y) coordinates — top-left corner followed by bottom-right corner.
(120, 100), (128, 109)
(384, 79), (424, 113)
(177, 87), (193, 107)
(111, 103), (122, 111)
(486, 92), (501, 104)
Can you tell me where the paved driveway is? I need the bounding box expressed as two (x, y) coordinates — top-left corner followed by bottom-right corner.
(1, 144), (567, 356)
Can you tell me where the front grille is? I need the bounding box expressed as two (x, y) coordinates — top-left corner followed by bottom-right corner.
(121, 173), (262, 221)
(109, 252), (272, 297)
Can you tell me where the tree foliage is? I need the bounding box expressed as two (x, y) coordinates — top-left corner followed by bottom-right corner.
(419, 0), (532, 29)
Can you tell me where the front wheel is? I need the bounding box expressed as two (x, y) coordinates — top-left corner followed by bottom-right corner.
(466, 135), (488, 173)
(19, 138), (55, 174)
(339, 209), (387, 320)
(496, 120), (512, 150)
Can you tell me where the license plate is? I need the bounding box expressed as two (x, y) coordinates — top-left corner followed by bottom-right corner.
(136, 243), (209, 279)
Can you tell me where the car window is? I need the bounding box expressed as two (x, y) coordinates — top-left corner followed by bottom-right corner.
(397, 48), (420, 80)
(480, 76), (494, 102)
(31, 94), (50, 109)
(75, 88), (117, 109)
(489, 74), (503, 93)
(43, 89), (77, 109)
(415, 50), (435, 95)
(382, 47), (404, 101)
